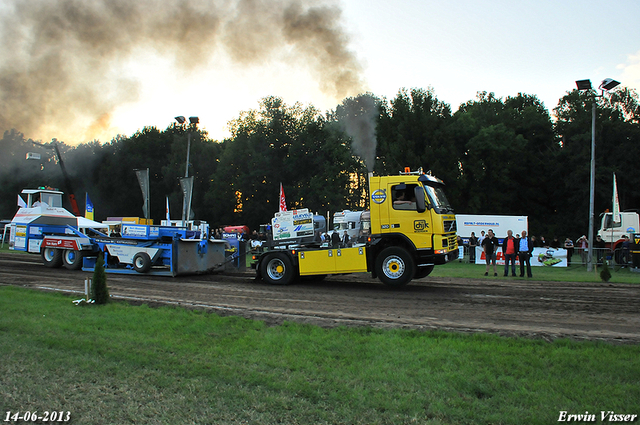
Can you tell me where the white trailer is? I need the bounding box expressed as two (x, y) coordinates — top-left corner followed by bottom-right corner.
(332, 210), (366, 242)
(456, 214), (528, 240)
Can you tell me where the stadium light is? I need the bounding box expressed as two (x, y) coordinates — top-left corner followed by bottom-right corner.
(575, 78), (621, 272)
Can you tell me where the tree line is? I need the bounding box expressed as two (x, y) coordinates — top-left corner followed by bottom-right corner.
(1, 87), (639, 240)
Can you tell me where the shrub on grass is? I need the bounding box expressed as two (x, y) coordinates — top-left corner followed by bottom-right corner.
(91, 252), (109, 304)
(600, 259), (611, 282)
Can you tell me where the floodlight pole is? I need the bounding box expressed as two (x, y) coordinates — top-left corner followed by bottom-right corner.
(587, 100), (596, 272)
(576, 78), (620, 272)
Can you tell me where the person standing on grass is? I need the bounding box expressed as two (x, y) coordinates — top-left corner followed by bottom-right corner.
(469, 232), (478, 263)
(502, 230), (517, 277)
(518, 230), (533, 278)
(482, 229), (499, 276)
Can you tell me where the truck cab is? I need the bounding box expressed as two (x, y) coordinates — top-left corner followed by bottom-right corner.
(368, 170), (458, 279)
(599, 211), (639, 251)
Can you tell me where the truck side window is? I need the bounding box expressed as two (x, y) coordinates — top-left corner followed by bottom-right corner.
(392, 184), (417, 210)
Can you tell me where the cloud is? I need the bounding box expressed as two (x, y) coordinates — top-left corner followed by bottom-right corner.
(617, 49), (640, 92)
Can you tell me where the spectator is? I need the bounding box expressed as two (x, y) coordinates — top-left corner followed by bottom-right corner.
(478, 230), (486, 247)
(501, 230), (517, 277)
(468, 232), (478, 263)
(551, 236), (560, 249)
(518, 230), (534, 278)
(331, 231), (340, 248)
(621, 235), (630, 267)
(595, 235), (606, 264)
(539, 236), (549, 247)
(481, 229), (499, 276)
(564, 237), (574, 265)
(577, 235), (588, 265)
(342, 231), (350, 248)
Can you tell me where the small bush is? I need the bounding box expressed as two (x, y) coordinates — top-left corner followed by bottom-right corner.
(600, 259), (612, 282)
(91, 252), (109, 304)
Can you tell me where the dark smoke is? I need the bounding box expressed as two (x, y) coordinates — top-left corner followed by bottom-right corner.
(0, 0), (365, 143)
(341, 94), (378, 171)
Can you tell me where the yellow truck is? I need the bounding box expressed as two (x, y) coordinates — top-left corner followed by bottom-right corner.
(255, 169), (458, 286)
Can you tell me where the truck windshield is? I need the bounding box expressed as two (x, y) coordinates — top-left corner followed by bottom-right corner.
(423, 184), (454, 214)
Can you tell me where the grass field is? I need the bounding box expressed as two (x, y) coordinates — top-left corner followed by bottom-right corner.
(1, 286), (638, 424)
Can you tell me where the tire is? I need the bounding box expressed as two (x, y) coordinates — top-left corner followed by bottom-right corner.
(42, 247), (63, 268)
(414, 265), (434, 279)
(62, 249), (84, 270)
(132, 252), (152, 273)
(260, 253), (296, 285)
(375, 247), (415, 286)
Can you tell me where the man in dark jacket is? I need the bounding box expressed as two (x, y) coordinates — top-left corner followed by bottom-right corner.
(331, 231), (341, 248)
(518, 230), (534, 277)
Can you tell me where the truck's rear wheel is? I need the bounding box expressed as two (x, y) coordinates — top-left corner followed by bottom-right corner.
(62, 249), (84, 270)
(42, 248), (63, 268)
(260, 253), (296, 285)
(414, 265), (434, 279)
(132, 252), (152, 273)
(375, 247), (415, 286)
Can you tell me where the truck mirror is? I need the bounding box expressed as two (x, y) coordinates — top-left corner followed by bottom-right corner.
(414, 186), (427, 213)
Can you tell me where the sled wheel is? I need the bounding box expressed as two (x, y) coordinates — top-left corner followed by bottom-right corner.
(42, 247), (63, 268)
(62, 249), (84, 270)
(132, 252), (152, 273)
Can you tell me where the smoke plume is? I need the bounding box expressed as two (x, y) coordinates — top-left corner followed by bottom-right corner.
(341, 94), (378, 171)
(0, 0), (365, 143)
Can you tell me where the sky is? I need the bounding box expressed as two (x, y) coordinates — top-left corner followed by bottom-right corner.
(1, 0), (639, 144)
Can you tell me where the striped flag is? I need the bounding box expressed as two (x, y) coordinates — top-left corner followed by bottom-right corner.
(279, 183), (287, 212)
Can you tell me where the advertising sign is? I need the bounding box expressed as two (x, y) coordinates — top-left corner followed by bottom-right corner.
(272, 209), (314, 241)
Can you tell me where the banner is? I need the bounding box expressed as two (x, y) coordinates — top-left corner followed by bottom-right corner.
(85, 193), (94, 220)
(179, 176), (194, 226)
(279, 182), (287, 212)
(135, 168), (150, 219)
(473, 247), (568, 267)
(166, 196), (170, 222)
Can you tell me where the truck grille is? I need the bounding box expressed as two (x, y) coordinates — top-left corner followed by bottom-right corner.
(444, 220), (456, 233)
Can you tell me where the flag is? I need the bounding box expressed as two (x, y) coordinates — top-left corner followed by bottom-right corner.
(135, 168), (150, 219)
(166, 196), (171, 222)
(17, 195), (26, 208)
(613, 172), (621, 223)
(85, 193), (94, 220)
(279, 183), (287, 212)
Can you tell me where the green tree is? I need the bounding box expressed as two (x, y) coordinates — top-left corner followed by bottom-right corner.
(91, 252), (109, 304)
(554, 87), (640, 238)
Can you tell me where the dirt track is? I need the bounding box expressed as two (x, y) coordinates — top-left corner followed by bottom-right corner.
(1, 252), (639, 344)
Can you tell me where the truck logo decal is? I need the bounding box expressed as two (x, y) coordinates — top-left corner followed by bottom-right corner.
(371, 189), (386, 204)
(414, 220), (429, 232)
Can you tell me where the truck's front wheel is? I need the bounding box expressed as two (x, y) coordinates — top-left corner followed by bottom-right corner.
(42, 248), (63, 268)
(375, 247), (415, 286)
(260, 253), (296, 285)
